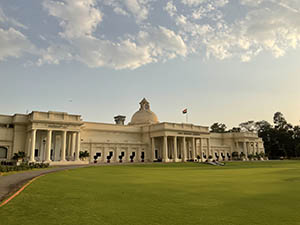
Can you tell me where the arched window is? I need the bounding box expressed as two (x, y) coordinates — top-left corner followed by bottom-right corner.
(0, 147), (8, 159)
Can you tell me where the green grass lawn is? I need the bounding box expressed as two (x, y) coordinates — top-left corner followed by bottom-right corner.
(1, 161), (300, 225)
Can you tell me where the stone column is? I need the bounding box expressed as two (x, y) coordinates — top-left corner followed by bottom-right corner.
(61, 131), (67, 161)
(71, 132), (76, 160)
(182, 137), (186, 162)
(151, 137), (155, 161)
(45, 130), (52, 162)
(199, 138), (203, 162)
(207, 138), (211, 157)
(191, 138), (195, 161)
(243, 142), (247, 159)
(67, 133), (71, 159)
(162, 136), (168, 162)
(173, 136), (178, 162)
(75, 132), (81, 161)
(29, 129), (37, 162)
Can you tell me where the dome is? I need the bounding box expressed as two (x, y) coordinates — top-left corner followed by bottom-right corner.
(129, 98), (159, 126)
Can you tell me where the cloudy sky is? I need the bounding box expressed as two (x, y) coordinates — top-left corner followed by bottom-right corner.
(0, 0), (300, 128)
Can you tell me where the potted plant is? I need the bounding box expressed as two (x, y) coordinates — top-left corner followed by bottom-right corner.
(248, 154), (254, 161)
(196, 155), (201, 162)
(208, 155), (213, 162)
(240, 152), (246, 161)
(130, 155), (134, 163)
(231, 152), (239, 161)
(79, 151), (90, 161)
(259, 152), (266, 160)
(12, 151), (26, 166)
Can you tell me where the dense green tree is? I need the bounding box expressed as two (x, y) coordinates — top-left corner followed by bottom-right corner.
(227, 112), (300, 159)
(210, 123), (227, 133)
(228, 127), (241, 132)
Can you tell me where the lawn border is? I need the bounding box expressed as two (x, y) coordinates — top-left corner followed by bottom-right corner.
(0, 175), (44, 208)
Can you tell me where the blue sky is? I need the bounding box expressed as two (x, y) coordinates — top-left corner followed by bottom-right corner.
(0, 0), (300, 128)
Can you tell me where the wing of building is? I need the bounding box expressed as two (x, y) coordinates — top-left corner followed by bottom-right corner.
(0, 98), (264, 165)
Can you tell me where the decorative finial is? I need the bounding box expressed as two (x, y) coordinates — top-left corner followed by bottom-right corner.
(139, 98), (150, 111)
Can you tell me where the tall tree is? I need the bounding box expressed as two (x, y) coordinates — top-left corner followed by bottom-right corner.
(239, 121), (256, 132)
(210, 123), (227, 133)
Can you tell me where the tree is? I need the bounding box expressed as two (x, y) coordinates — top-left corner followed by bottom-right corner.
(273, 112), (287, 129)
(12, 151), (26, 161)
(255, 120), (272, 134)
(295, 143), (300, 158)
(210, 123), (227, 133)
(228, 127), (241, 132)
(239, 121), (256, 132)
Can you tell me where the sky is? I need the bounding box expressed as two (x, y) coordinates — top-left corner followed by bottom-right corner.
(0, 0), (300, 128)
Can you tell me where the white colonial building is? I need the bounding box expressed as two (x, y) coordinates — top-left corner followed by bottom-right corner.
(0, 98), (264, 165)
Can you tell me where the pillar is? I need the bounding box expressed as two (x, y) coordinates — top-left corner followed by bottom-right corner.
(71, 132), (76, 160)
(243, 142), (247, 158)
(199, 138), (203, 162)
(207, 138), (210, 157)
(182, 137), (186, 162)
(173, 136), (178, 162)
(235, 142), (239, 151)
(61, 131), (67, 161)
(151, 137), (155, 161)
(29, 129), (37, 162)
(191, 138), (195, 161)
(67, 133), (71, 159)
(45, 130), (52, 162)
(75, 132), (81, 161)
(163, 136), (168, 162)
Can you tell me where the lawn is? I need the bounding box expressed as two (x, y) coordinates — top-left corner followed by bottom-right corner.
(1, 161), (300, 225)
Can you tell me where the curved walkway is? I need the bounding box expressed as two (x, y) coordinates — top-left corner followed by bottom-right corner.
(0, 165), (89, 203)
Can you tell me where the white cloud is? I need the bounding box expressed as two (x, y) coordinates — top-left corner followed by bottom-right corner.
(164, 1), (177, 17)
(43, 0), (102, 39)
(2, 0), (300, 69)
(0, 28), (34, 61)
(41, 0), (186, 69)
(0, 8), (28, 29)
(37, 45), (73, 66)
(102, 0), (150, 22)
(47, 25), (187, 70)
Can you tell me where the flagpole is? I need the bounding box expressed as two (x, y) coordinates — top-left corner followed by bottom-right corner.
(186, 112), (188, 123)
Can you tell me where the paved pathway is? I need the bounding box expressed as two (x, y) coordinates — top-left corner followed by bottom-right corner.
(0, 165), (89, 202)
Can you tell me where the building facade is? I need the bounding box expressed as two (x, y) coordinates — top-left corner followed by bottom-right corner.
(0, 98), (264, 165)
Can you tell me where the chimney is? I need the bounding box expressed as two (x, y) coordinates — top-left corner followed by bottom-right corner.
(114, 115), (126, 125)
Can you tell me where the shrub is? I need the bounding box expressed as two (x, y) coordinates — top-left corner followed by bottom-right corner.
(79, 151), (90, 159)
(0, 162), (49, 173)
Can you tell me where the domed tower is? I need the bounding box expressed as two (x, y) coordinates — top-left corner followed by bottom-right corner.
(129, 98), (159, 126)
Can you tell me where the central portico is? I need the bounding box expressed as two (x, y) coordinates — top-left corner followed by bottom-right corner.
(27, 111), (84, 164)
